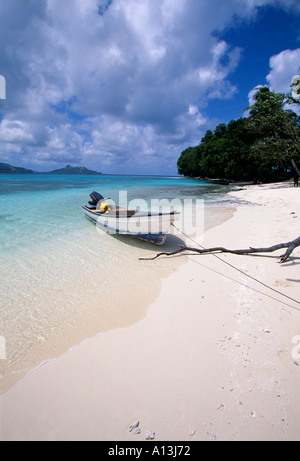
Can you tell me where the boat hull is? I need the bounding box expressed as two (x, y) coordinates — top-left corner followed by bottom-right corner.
(82, 205), (179, 244)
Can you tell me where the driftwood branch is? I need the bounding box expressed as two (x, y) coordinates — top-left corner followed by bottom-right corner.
(139, 236), (300, 263)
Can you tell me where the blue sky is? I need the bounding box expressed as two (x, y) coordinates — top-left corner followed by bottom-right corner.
(0, 0), (299, 175)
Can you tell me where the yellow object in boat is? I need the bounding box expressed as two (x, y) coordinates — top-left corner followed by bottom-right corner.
(100, 202), (109, 212)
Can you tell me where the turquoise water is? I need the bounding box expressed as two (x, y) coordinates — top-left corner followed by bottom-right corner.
(0, 174), (230, 255)
(0, 174), (230, 393)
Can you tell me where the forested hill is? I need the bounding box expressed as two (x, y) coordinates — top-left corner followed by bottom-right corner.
(177, 85), (300, 183)
(47, 165), (102, 175)
(0, 163), (102, 175)
(0, 162), (36, 174)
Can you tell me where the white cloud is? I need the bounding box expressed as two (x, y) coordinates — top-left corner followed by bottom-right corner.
(246, 48), (300, 114)
(266, 48), (300, 93)
(247, 85), (266, 107)
(0, 120), (35, 145)
(0, 0), (299, 173)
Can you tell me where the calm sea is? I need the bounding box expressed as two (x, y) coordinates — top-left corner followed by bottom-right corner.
(0, 174), (232, 393)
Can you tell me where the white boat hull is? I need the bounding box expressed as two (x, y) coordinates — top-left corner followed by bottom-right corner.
(82, 205), (179, 244)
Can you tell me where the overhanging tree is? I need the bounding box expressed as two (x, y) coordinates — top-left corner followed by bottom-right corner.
(177, 118), (279, 181)
(246, 86), (300, 177)
(287, 72), (300, 175)
(172, 80), (300, 266)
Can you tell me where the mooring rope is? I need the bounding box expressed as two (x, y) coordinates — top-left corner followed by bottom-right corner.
(171, 222), (300, 309)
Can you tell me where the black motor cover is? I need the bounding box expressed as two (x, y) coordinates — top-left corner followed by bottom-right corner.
(89, 191), (104, 205)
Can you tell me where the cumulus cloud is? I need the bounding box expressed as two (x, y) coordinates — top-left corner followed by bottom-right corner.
(247, 48), (300, 113)
(0, 0), (300, 173)
(267, 48), (300, 93)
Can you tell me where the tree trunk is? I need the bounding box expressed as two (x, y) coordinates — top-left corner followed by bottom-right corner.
(291, 159), (300, 177)
(140, 236), (300, 263)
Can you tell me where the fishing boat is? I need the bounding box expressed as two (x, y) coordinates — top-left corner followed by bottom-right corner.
(82, 191), (180, 244)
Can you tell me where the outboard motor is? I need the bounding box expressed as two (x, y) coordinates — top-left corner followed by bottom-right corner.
(89, 191), (104, 206)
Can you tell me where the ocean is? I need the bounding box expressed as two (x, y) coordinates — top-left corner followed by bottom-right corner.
(0, 174), (233, 393)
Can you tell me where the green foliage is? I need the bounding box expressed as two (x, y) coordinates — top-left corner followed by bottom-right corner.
(177, 117), (281, 181)
(177, 85), (300, 182)
(177, 146), (202, 177)
(247, 86), (300, 161)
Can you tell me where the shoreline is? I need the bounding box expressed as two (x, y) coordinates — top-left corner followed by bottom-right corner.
(0, 199), (234, 396)
(0, 233), (188, 395)
(1, 182), (300, 441)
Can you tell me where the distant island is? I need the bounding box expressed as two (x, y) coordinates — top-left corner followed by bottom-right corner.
(47, 165), (102, 175)
(0, 163), (102, 175)
(0, 163), (37, 174)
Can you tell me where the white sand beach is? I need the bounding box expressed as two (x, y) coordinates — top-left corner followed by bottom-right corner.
(1, 182), (300, 441)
